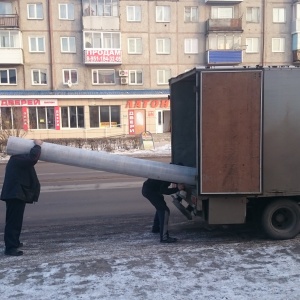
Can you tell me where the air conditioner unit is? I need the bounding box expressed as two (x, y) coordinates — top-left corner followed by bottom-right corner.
(119, 70), (128, 77)
(121, 77), (128, 85)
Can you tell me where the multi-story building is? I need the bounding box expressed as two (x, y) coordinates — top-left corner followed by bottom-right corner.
(0, 0), (297, 139)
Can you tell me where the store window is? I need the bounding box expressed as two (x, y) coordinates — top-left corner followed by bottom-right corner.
(0, 69), (16, 85)
(92, 69), (115, 85)
(59, 3), (75, 20)
(61, 106), (84, 128)
(89, 105), (120, 128)
(184, 6), (198, 22)
(127, 6), (141, 22)
(0, 107), (22, 130)
(29, 107), (55, 129)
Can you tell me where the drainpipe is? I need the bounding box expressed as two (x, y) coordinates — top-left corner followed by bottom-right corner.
(261, 0), (266, 66)
(47, 0), (54, 90)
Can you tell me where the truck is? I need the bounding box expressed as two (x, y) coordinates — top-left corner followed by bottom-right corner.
(169, 66), (300, 240)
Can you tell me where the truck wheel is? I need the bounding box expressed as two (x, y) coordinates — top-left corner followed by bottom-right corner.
(262, 199), (300, 240)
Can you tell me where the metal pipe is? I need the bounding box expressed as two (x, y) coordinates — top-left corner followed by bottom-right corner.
(6, 136), (197, 185)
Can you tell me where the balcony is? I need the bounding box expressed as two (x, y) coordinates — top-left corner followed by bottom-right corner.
(206, 18), (243, 32)
(0, 48), (23, 64)
(205, 0), (243, 3)
(292, 19), (300, 34)
(0, 14), (19, 28)
(84, 49), (122, 64)
(292, 50), (300, 63)
(207, 50), (242, 65)
(82, 16), (119, 31)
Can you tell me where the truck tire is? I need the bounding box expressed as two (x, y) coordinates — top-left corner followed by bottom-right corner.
(262, 199), (300, 240)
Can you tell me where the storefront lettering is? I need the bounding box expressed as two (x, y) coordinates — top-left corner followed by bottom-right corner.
(125, 100), (170, 109)
(1, 99), (41, 106)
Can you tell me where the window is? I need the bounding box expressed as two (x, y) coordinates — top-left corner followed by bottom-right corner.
(84, 32), (120, 49)
(156, 6), (170, 22)
(128, 38), (142, 54)
(92, 69), (116, 85)
(127, 6), (141, 22)
(32, 69), (47, 85)
(211, 7), (233, 19)
(63, 69), (78, 85)
(272, 38), (285, 52)
(27, 3), (43, 19)
(273, 8), (286, 23)
(246, 38), (259, 53)
(59, 3), (75, 20)
(61, 106), (84, 128)
(29, 37), (45, 52)
(129, 70), (143, 85)
(184, 6), (198, 22)
(90, 106), (120, 128)
(61, 37), (76, 53)
(0, 31), (20, 48)
(156, 38), (171, 54)
(246, 7), (260, 23)
(0, 107), (22, 130)
(0, 2), (13, 14)
(83, 0), (118, 17)
(157, 69), (171, 85)
(208, 34), (241, 50)
(0, 69), (16, 85)
(29, 107), (55, 129)
(184, 38), (199, 54)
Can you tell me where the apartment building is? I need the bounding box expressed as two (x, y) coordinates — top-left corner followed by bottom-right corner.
(0, 0), (298, 139)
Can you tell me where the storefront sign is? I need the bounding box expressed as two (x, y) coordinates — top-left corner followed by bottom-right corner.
(84, 49), (122, 64)
(0, 99), (58, 107)
(126, 100), (170, 109)
(128, 109), (146, 135)
(22, 107), (28, 131)
(54, 106), (60, 130)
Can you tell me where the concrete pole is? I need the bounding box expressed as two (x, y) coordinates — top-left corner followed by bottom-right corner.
(6, 136), (197, 185)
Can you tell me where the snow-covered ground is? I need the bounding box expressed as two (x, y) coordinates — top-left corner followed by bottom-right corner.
(0, 141), (299, 299)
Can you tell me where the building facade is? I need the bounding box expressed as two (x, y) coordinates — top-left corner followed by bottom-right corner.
(0, 0), (298, 139)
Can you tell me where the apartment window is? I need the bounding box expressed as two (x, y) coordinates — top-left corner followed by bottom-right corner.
(246, 38), (259, 53)
(27, 3), (43, 19)
(0, 69), (16, 85)
(0, 107), (22, 130)
(63, 69), (78, 85)
(59, 3), (75, 20)
(184, 6), (198, 22)
(184, 39), (199, 54)
(157, 69), (171, 85)
(156, 38), (171, 54)
(32, 69), (47, 85)
(61, 106), (84, 128)
(272, 38), (285, 52)
(128, 38), (142, 54)
(127, 6), (141, 22)
(84, 32), (120, 49)
(0, 2), (13, 14)
(208, 34), (241, 50)
(0, 31), (20, 48)
(129, 70), (143, 85)
(92, 69), (115, 85)
(273, 8), (286, 23)
(90, 106), (120, 128)
(29, 37), (45, 52)
(156, 6), (170, 22)
(211, 7), (233, 19)
(61, 37), (76, 53)
(246, 7), (260, 23)
(83, 0), (118, 17)
(29, 107), (55, 129)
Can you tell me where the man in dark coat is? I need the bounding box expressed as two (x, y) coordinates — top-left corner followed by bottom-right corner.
(142, 178), (185, 243)
(1, 139), (43, 256)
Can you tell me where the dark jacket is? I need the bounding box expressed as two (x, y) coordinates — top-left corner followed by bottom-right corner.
(142, 178), (179, 197)
(1, 145), (41, 203)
